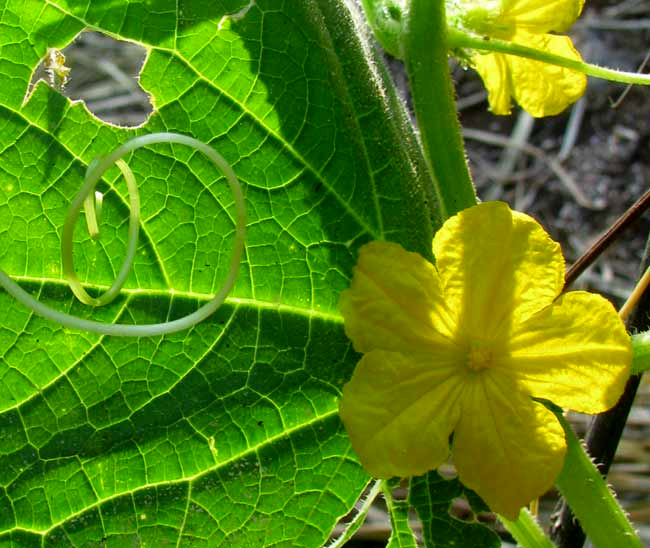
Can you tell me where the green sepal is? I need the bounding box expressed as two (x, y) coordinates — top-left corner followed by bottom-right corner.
(359, 0), (408, 59)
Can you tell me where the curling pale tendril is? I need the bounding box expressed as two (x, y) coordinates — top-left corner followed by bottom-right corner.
(0, 132), (246, 337)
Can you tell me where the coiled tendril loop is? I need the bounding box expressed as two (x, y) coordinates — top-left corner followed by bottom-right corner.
(0, 132), (246, 337)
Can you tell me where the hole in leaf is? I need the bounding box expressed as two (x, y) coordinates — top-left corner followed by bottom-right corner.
(31, 31), (152, 127)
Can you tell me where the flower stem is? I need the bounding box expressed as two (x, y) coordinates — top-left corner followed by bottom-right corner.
(448, 28), (650, 86)
(404, 1), (477, 220)
(499, 509), (554, 548)
(552, 408), (643, 548)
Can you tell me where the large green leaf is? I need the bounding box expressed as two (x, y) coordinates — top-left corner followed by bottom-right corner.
(0, 0), (435, 544)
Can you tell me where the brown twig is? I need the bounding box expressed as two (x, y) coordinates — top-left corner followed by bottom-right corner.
(563, 188), (650, 290)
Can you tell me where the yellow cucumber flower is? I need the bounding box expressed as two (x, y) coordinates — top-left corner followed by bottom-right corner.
(455, 0), (587, 116)
(338, 201), (631, 518)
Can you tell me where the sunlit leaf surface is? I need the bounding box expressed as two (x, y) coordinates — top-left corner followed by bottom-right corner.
(0, 0), (434, 544)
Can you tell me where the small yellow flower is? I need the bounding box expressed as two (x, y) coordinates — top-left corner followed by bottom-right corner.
(456, 0), (587, 116)
(338, 201), (631, 518)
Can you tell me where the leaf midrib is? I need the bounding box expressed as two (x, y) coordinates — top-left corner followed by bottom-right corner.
(10, 273), (343, 322)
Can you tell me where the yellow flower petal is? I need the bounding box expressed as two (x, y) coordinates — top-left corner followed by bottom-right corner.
(507, 32), (587, 117)
(500, 291), (632, 413)
(338, 201), (632, 519)
(502, 0), (584, 33)
(432, 202), (564, 344)
(339, 241), (456, 354)
(452, 372), (566, 519)
(471, 52), (514, 115)
(339, 350), (465, 478)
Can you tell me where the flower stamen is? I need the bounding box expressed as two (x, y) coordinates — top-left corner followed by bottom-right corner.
(467, 343), (494, 372)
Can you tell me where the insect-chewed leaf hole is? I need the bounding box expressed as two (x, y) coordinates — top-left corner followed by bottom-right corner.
(31, 31), (152, 127)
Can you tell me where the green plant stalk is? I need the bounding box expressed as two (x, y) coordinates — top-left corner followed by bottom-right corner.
(448, 28), (650, 86)
(404, 0), (477, 220)
(631, 331), (650, 375)
(499, 509), (554, 548)
(552, 408), (642, 548)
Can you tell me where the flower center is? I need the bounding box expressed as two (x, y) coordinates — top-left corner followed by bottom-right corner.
(466, 343), (494, 372)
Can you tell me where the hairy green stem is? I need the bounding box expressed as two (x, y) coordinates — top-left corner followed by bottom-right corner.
(552, 408), (642, 548)
(448, 28), (650, 86)
(0, 132), (246, 337)
(499, 508), (554, 548)
(404, 0), (477, 220)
